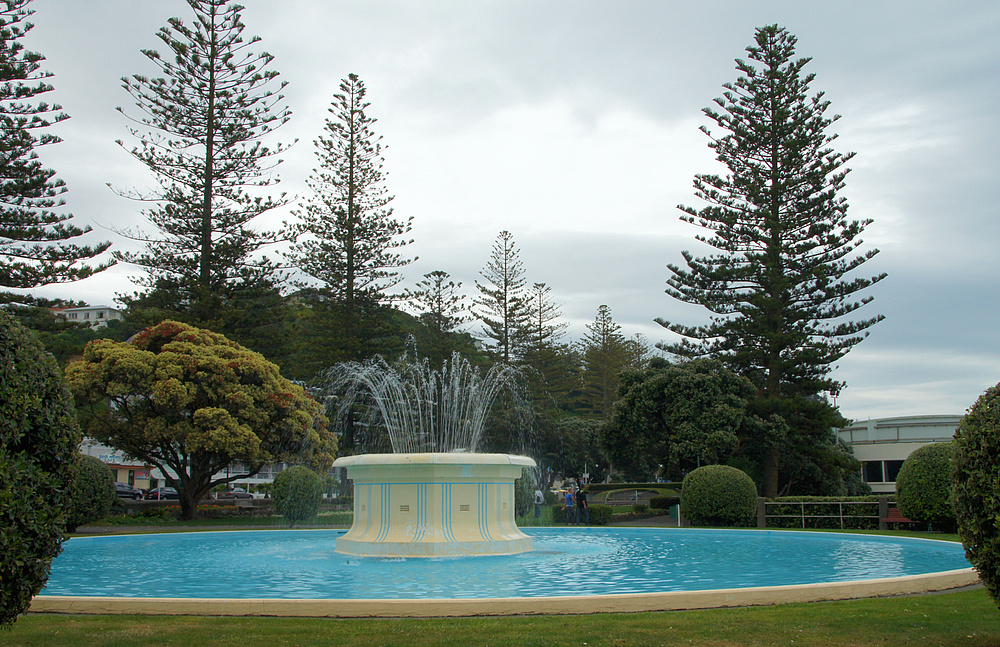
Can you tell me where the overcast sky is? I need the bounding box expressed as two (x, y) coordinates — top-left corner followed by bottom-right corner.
(15, 0), (1000, 422)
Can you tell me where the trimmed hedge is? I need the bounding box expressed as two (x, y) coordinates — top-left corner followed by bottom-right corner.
(896, 442), (955, 531)
(680, 465), (757, 527)
(272, 466), (324, 527)
(953, 385), (1000, 608)
(65, 454), (116, 532)
(650, 496), (680, 509)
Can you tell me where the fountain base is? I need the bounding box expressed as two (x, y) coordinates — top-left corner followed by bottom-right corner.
(333, 453), (535, 557)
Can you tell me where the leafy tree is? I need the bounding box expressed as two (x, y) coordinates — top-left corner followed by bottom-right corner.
(895, 442), (955, 531)
(0, 0), (111, 297)
(580, 305), (628, 420)
(474, 230), (529, 364)
(287, 73), (413, 363)
(272, 465), (323, 527)
(0, 311), (80, 628)
(66, 321), (336, 520)
(603, 358), (753, 482)
(113, 0), (292, 347)
(64, 453), (116, 532)
(656, 25), (885, 497)
(405, 270), (471, 367)
(953, 385), (1000, 608)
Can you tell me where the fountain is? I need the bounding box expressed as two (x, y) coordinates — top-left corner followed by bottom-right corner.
(322, 353), (535, 557)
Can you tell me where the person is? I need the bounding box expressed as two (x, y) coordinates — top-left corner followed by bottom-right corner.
(577, 486), (589, 525)
(562, 486), (577, 525)
(533, 487), (544, 518)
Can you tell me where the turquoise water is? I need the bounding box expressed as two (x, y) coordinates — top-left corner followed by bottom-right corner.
(42, 528), (971, 600)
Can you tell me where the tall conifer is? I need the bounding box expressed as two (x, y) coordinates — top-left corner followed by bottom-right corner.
(0, 0), (110, 295)
(657, 25), (885, 495)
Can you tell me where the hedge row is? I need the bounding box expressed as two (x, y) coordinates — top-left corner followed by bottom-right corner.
(763, 496), (882, 530)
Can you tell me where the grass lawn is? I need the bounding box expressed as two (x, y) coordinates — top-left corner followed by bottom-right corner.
(4, 588), (998, 647)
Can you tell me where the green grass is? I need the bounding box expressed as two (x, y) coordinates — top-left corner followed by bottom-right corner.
(4, 588), (998, 647)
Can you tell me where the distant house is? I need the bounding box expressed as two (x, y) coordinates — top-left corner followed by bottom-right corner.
(837, 415), (960, 494)
(51, 305), (123, 329)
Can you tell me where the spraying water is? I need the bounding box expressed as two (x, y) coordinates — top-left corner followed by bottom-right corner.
(319, 352), (524, 454)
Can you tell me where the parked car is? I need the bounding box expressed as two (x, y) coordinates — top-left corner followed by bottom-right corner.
(144, 487), (179, 500)
(115, 482), (144, 500)
(217, 488), (253, 499)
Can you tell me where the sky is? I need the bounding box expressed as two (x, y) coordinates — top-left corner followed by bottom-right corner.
(14, 0), (1000, 423)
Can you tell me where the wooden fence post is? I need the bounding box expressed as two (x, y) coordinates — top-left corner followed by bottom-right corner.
(757, 497), (766, 528)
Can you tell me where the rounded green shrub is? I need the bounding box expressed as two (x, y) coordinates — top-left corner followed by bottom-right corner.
(895, 442), (955, 531)
(954, 385), (1000, 608)
(680, 464), (757, 527)
(65, 454), (116, 532)
(0, 312), (81, 627)
(272, 466), (324, 527)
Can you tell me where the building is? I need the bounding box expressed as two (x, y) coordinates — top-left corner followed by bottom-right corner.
(837, 415), (960, 493)
(51, 305), (123, 328)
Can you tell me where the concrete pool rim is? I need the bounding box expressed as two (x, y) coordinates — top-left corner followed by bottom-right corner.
(30, 527), (980, 618)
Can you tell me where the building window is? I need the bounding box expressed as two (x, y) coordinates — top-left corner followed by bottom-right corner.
(862, 461), (883, 483)
(884, 460), (905, 483)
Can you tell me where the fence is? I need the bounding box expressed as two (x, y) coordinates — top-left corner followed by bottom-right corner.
(757, 497), (904, 530)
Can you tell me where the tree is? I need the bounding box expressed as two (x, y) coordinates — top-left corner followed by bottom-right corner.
(603, 358), (753, 482)
(405, 270), (470, 367)
(0, 311), (80, 628)
(580, 305), (628, 420)
(66, 320), (336, 520)
(474, 230), (529, 364)
(0, 0), (110, 297)
(656, 25), (885, 497)
(287, 73), (413, 363)
(953, 385), (1000, 608)
(113, 0), (292, 345)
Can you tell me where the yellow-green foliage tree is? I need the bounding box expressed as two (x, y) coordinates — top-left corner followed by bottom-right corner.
(66, 321), (336, 520)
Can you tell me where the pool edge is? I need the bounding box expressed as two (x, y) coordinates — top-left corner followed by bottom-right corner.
(29, 568), (980, 617)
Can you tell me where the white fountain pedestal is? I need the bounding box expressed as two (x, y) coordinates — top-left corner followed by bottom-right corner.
(333, 453), (536, 557)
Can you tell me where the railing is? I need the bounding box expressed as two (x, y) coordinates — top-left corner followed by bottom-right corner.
(757, 497), (897, 530)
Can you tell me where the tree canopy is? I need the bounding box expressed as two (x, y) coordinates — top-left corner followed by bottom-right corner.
(657, 25), (885, 496)
(113, 0), (292, 350)
(66, 320), (335, 520)
(0, 0), (111, 296)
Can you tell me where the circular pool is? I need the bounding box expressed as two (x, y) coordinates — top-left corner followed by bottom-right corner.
(34, 527), (976, 617)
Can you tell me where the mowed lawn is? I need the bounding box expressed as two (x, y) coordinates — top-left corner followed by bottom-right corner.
(4, 587), (999, 647)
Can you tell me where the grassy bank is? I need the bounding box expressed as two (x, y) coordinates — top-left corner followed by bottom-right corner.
(6, 588), (997, 647)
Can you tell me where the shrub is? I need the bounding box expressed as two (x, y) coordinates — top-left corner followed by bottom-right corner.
(632, 503), (649, 514)
(65, 454), (116, 532)
(0, 312), (81, 628)
(651, 495), (680, 510)
(953, 385), (1000, 608)
(272, 466), (324, 527)
(895, 442), (956, 531)
(588, 504), (613, 525)
(680, 465), (757, 527)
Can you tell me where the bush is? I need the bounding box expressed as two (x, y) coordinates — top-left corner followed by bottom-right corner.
(65, 454), (116, 532)
(680, 465), (757, 527)
(895, 442), (956, 531)
(588, 504), (613, 525)
(0, 312), (81, 628)
(272, 466), (324, 527)
(651, 495), (680, 509)
(953, 385), (1000, 608)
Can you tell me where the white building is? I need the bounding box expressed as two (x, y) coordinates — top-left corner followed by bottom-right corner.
(52, 305), (123, 328)
(837, 415), (960, 493)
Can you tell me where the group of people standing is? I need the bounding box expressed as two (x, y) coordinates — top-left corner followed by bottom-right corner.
(532, 479), (590, 525)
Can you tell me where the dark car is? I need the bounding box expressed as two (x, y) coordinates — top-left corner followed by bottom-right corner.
(217, 488), (253, 499)
(144, 487), (179, 500)
(115, 482), (143, 500)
